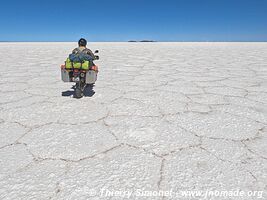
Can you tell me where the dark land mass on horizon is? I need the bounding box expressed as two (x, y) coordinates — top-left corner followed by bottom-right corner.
(128, 40), (157, 42)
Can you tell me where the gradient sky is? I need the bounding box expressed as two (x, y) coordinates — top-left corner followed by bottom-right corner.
(0, 0), (267, 41)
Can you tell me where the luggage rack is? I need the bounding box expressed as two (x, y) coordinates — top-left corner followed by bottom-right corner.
(60, 65), (98, 84)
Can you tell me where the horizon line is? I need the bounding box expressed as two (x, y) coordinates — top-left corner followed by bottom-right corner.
(0, 40), (267, 43)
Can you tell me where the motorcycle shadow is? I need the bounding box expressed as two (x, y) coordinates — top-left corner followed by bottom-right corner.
(62, 84), (95, 97)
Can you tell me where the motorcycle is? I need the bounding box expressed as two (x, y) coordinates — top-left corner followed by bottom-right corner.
(61, 50), (99, 98)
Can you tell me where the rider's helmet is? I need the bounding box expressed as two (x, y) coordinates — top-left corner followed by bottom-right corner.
(78, 38), (87, 47)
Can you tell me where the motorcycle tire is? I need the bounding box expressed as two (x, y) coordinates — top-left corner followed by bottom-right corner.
(74, 83), (83, 98)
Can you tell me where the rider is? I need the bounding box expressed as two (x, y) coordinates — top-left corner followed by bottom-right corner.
(71, 38), (96, 60)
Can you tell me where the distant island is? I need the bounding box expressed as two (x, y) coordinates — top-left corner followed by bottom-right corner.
(128, 40), (156, 42)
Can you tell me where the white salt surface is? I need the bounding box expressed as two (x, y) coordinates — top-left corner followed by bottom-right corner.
(0, 42), (266, 199)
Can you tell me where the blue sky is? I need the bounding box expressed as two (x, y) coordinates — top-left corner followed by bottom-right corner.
(0, 0), (266, 41)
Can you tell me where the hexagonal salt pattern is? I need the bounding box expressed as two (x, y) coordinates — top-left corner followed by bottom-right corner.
(20, 122), (118, 160)
(0, 42), (266, 199)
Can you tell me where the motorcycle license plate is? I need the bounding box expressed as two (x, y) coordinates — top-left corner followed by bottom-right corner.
(73, 77), (80, 82)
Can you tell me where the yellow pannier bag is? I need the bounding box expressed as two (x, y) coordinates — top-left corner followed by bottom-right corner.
(65, 58), (90, 70)
(65, 58), (72, 69)
(81, 61), (90, 70)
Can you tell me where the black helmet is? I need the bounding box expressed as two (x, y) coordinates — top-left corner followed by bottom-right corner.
(78, 38), (87, 46)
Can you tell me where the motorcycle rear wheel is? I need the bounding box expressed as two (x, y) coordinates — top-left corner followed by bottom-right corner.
(74, 82), (84, 98)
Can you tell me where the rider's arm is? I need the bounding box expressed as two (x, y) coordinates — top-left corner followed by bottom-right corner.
(86, 49), (96, 59)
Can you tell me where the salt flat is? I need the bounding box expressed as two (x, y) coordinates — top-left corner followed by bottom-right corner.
(0, 42), (266, 199)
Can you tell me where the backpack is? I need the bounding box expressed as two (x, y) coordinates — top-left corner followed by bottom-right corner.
(69, 48), (94, 62)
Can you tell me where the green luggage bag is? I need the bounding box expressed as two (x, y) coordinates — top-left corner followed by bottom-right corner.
(65, 58), (90, 70)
